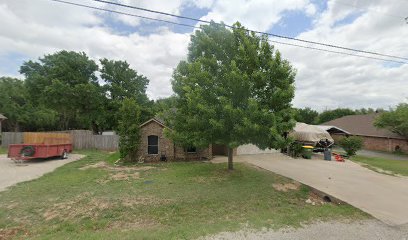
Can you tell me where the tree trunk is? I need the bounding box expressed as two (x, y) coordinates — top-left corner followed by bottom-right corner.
(227, 147), (233, 170)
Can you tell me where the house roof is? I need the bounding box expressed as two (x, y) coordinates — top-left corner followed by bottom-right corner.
(315, 125), (350, 135)
(322, 113), (404, 139)
(0, 113), (7, 120)
(139, 117), (167, 128)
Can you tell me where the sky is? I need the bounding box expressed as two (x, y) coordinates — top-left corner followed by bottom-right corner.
(1, 0), (407, 111)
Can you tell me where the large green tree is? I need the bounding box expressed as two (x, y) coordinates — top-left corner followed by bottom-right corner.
(317, 108), (356, 124)
(0, 77), (57, 131)
(169, 22), (296, 170)
(375, 103), (408, 138)
(153, 96), (178, 124)
(100, 59), (153, 128)
(294, 107), (318, 124)
(20, 51), (104, 131)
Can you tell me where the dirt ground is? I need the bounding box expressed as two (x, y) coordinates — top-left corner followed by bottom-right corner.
(0, 154), (84, 192)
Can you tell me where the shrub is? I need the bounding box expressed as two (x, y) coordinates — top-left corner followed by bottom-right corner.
(288, 142), (304, 158)
(117, 98), (141, 162)
(338, 136), (363, 157)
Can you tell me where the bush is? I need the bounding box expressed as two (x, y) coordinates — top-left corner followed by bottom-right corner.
(288, 142), (304, 158)
(338, 136), (363, 157)
(117, 98), (141, 162)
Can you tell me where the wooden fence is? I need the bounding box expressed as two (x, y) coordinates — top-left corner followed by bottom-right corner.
(1, 132), (23, 147)
(24, 132), (72, 144)
(1, 130), (119, 151)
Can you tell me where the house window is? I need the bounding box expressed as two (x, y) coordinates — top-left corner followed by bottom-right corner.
(148, 135), (159, 154)
(186, 146), (197, 153)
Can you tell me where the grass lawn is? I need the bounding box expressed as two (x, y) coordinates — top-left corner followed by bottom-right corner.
(352, 155), (408, 176)
(0, 147), (6, 154)
(0, 150), (367, 239)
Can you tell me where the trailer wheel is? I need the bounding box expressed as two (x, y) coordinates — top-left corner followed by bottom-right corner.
(20, 146), (35, 157)
(61, 150), (68, 159)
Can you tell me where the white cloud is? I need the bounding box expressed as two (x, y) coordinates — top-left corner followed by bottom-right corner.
(0, 0), (191, 99)
(199, 0), (314, 31)
(277, 0), (408, 110)
(0, 0), (407, 109)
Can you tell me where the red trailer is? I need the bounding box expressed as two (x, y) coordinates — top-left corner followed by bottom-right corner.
(7, 132), (73, 161)
(8, 143), (73, 161)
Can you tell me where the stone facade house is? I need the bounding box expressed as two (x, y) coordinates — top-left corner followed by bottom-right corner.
(321, 113), (408, 153)
(137, 118), (212, 162)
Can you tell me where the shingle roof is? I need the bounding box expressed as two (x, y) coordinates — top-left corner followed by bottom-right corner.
(139, 117), (167, 128)
(315, 125), (350, 135)
(322, 113), (404, 139)
(0, 113), (6, 120)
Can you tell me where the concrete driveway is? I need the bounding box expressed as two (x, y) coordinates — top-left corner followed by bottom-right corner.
(333, 147), (408, 161)
(0, 154), (84, 192)
(212, 153), (408, 226)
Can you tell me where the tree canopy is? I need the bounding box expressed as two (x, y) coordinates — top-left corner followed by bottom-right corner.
(0, 51), (152, 134)
(100, 58), (153, 128)
(0, 77), (58, 131)
(317, 108), (356, 124)
(375, 103), (408, 138)
(169, 22), (296, 169)
(293, 107), (318, 124)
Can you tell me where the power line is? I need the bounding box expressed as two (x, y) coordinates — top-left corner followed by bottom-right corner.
(48, 0), (407, 64)
(92, 0), (408, 61)
(268, 40), (407, 64)
(50, 0), (198, 29)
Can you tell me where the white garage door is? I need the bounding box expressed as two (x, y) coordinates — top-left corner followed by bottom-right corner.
(236, 144), (278, 155)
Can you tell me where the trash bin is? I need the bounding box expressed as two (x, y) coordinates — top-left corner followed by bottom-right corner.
(324, 148), (331, 161)
(302, 146), (313, 159)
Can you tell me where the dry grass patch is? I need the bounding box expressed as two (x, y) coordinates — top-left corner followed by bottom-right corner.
(192, 176), (225, 183)
(272, 181), (301, 192)
(121, 196), (173, 207)
(43, 194), (113, 221)
(0, 226), (28, 240)
(80, 161), (155, 172)
(107, 219), (160, 231)
(81, 161), (156, 183)
(110, 172), (140, 181)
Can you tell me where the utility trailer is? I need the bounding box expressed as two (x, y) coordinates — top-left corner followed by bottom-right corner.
(6, 132), (73, 162)
(8, 143), (72, 162)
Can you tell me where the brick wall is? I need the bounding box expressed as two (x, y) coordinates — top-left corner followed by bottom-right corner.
(174, 144), (212, 161)
(137, 121), (175, 162)
(332, 134), (408, 153)
(138, 120), (212, 162)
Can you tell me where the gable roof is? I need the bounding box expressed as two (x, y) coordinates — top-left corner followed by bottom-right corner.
(0, 113), (6, 120)
(139, 117), (167, 128)
(322, 113), (404, 139)
(315, 125), (350, 135)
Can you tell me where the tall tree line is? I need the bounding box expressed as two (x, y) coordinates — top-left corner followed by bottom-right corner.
(0, 50), (153, 133)
(293, 107), (384, 125)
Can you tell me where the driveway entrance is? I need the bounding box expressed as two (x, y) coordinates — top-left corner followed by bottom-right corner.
(212, 153), (408, 226)
(0, 154), (84, 192)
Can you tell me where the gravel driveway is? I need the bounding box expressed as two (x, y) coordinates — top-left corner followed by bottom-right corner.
(0, 154), (84, 192)
(201, 219), (408, 240)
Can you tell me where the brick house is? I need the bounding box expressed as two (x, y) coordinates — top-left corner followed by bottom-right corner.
(137, 118), (212, 162)
(321, 113), (408, 153)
